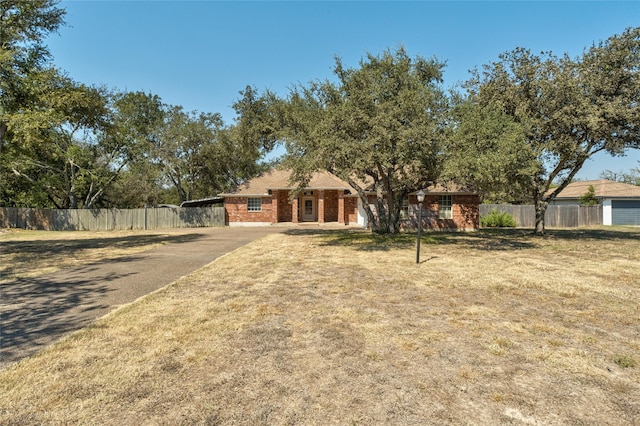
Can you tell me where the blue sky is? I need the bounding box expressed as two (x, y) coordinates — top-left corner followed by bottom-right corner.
(46, 0), (639, 179)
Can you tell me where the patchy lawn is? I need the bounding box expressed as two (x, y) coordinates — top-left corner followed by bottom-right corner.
(1, 227), (639, 424)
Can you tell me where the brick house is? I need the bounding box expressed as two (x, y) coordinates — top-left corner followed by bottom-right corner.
(399, 184), (479, 231)
(219, 168), (479, 230)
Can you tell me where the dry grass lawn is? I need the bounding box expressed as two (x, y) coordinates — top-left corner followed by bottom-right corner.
(1, 226), (639, 424)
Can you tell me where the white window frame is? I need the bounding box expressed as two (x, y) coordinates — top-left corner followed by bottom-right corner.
(247, 197), (262, 212)
(438, 195), (452, 219)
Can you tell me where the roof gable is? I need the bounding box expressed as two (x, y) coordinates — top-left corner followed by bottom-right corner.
(220, 169), (355, 196)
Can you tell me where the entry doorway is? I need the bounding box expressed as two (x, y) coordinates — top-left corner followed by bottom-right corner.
(302, 196), (316, 221)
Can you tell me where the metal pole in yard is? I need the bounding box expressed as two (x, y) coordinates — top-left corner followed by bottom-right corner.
(416, 189), (425, 264)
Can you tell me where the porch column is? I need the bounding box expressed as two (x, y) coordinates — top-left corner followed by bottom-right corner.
(338, 192), (345, 224)
(318, 190), (325, 224)
(271, 190), (278, 224)
(292, 197), (299, 223)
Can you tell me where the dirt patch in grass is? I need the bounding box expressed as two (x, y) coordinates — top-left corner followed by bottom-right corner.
(1, 227), (639, 424)
(0, 228), (202, 283)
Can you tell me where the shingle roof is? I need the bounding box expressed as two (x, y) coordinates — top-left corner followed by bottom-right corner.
(220, 168), (478, 197)
(219, 169), (356, 196)
(551, 179), (640, 199)
(421, 182), (476, 195)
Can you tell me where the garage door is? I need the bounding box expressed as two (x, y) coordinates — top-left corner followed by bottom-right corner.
(612, 200), (640, 225)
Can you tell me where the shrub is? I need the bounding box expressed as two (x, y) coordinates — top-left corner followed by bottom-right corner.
(480, 208), (517, 228)
(578, 184), (600, 205)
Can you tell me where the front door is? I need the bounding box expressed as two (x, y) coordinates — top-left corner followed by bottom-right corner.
(302, 197), (315, 221)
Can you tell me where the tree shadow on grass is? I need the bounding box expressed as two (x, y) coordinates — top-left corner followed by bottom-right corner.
(284, 228), (422, 251)
(540, 227), (640, 242)
(284, 226), (640, 252)
(0, 263), (138, 368)
(1, 233), (206, 280)
(284, 227), (537, 251)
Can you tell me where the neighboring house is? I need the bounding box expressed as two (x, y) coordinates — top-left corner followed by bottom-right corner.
(219, 168), (479, 231)
(549, 179), (640, 225)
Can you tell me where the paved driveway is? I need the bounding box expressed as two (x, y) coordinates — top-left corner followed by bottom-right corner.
(0, 226), (283, 369)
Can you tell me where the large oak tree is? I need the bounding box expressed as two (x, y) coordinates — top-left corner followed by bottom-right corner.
(467, 27), (640, 234)
(277, 47), (448, 233)
(0, 0), (66, 148)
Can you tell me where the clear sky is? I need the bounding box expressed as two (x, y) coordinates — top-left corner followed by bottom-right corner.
(46, 0), (639, 180)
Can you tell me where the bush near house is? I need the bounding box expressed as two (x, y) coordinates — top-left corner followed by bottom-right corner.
(578, 185), (600, 205)
(480, 208), (517, 227)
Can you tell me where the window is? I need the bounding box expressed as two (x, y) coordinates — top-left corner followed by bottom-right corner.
(400, 196), (409, 219)
(247, 198), (262, 212)
(438, 195), (452, 219)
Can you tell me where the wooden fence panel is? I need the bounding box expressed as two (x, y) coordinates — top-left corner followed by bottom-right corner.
(0, 207), (225, 231)
(479, 204), (603, 228)
(579, 205), (602, 226)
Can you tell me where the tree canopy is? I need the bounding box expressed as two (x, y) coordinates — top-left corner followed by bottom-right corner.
(0, 1), (271, 208)
(464, 27), (640, 234)
(443, 95), (537, 204)
(274, 47), (448, 233)
(1, 0), (66, 148)
(2, 0), (638, 239)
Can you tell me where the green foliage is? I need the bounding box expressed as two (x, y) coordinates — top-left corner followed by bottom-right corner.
(153, 106), (268, 204)
(578, 185), (599, 205)
(2, 71), (112, 208)
(1, 0), (66, 147)
(3, 1), (638, 219)
(1, 1), (269, 209)
(443, 96), (537, 204)
(467, 27), (640, 234)
(275, 47), (448, 233)
(480, 208), (517, 228)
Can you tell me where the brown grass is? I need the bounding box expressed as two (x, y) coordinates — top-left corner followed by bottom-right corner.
(0, 228), (201, 283)
(1, 226), (639, 424)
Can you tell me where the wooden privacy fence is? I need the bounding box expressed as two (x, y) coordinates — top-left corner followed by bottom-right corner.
(480, 204), (603, 228)
(0, 206), (225, 231)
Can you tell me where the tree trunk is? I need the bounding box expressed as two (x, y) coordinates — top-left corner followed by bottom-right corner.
(0, 122), (7, 150)
(374, 186), (389, 233)
(387, 195), (402, 234)
(347, 176), (377, 232)
(534, 197), (547, 235)
(386, 190), (401, 234)
(68, 188), (78, 209)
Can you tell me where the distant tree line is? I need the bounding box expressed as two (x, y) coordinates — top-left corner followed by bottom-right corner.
(2, 1), (639, 234)
(1, 0), (274, 209)
(600, 163), (640, 187)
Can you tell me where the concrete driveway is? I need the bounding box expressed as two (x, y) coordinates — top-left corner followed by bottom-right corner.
(0, 226), (283, 369)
